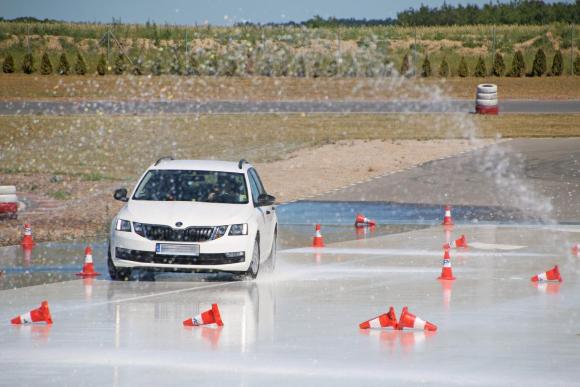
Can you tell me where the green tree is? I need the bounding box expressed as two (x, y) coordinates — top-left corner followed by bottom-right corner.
(131, 57), (143, 75)
(400, 53), (410, 75)
(169, 50), (182, 75)
(150, 56), (162, 75)
(21, 53), (35, 74)
(40, 52), (53, 75)
(531, 48), (546, 76)
(2, 54), (15, 73)
(74, 52), (87, 75)
(508, 50), (525, 77)
(421, 55), (432, 77)
(96, 54), (107, 76)
(457, 56), (469, 77)
(114, 53), (126, 75)
(438, 57), (449, 77)
(57, 53), (70, 75)
(474, 56), (487, 77)
(491, 52), (505, 76)
(574, 56), (580, 76)
(550, 50), (563, 76)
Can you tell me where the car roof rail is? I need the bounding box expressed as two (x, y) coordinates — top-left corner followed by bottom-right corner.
(238, 159), (249, 170)
(154, 156), (174, 166)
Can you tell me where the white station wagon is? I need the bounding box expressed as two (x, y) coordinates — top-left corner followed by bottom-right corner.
(108, 158), (277, 280)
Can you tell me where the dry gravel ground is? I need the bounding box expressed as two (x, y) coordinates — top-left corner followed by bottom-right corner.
(0, 139), (497, 246)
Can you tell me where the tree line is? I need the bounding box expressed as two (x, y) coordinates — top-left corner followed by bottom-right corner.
(4, 48), (580, 77)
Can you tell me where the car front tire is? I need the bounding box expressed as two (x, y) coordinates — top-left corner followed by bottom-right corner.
(239, 238), (260, 280)
(108, 243), (132, 281)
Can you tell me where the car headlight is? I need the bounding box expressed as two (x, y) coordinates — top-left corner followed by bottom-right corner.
(229, 223), (248, 236)
(133, 222), (146, 237)
(116, 219), (131, 232)
(213, 225), (228, 239)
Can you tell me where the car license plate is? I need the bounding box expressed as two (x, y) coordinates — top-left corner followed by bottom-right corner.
(156, 243), (200, 256)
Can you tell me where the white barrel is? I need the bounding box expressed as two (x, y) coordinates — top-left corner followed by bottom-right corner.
(477, 83), (498, 93)
(0, 194), (18, 203)
(0, 186), (16, 195)
(476, 98), (499, 107)
(476, 92), (498, 100)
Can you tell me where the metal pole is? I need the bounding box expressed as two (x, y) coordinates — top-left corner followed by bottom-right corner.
(185, 30), (188, 71)
(572, 24), (575, 76)
(107, 30), (110, 62)
(413, 28), (417, 77)
(26, 24), (30, 53)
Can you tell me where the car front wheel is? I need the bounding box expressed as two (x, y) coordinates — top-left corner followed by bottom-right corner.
(108, 244), (132, 281)
(240, 239), (260, 280)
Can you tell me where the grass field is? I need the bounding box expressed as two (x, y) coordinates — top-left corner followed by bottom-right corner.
(0, 74), (578, 100)
(1, 113), (578, 180)
(1, 22), (578, 76)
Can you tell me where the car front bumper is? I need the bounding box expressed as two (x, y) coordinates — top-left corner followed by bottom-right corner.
(111, 229), (254, 272)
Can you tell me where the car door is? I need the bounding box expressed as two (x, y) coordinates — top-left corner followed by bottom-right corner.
(248, 170), (269, 261)
(248, 169), (274, 259)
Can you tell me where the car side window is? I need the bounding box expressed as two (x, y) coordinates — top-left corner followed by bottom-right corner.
(250, 169), (267, 195)
(248, 171), (261, 206)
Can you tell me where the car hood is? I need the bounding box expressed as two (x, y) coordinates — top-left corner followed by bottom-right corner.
(121, 200), (253, 227)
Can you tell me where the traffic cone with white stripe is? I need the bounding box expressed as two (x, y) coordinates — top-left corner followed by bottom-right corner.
(359, 306), (398, 330)
(76, 246), (100, 277)
(20, 223), (35, 248)
(531, 265), (562, 282)
(355, 214), (376, 228)
(183, 304), (223, 327)
(444, 235), (468, 249)
(437, 248), (456, 280)
(397, 306), (437, 331)
(441, 205), (454, 226)
(312, 224), (325, 248)
(11, 301), (53, 325)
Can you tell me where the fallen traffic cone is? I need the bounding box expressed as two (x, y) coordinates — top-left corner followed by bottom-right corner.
(441, 205), (454, 226)
(572, 244), (579, 257)
(355, 214), (376, 227)
(437, 248), (456, 280)
(397, 306), (437, 331)
(76, 246), (100, 277)
(312, 224), (325, 248)
(531, 265), (562, 282)
(359, 306), (398, 329)
(20, 223), (35, 248)
(445, 234), (468, 249)
(183, 304), (223, 327)
(11, 300), (53, 325)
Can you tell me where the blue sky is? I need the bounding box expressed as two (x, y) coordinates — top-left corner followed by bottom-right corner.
(2, 0), (570, 25)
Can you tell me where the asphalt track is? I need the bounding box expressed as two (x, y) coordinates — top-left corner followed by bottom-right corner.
(315, 138), (580, 223)
(1, 224), (579, 386)
(0, 99), (578, 115)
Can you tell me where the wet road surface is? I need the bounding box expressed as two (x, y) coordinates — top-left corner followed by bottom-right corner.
(0, 99), (579, 115)
(0, 224), (578, 385)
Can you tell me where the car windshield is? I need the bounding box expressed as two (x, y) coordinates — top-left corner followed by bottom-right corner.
(132, 170), (249, 204)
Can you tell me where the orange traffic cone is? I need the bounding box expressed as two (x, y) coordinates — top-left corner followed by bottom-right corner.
(572, 244), (579, 257)
(11, 301), (53, 324)
(531, 265), (562, 282)
(397, 306), (437, 331)
(355, 214), (376, 227)
(312, 224), (325, 248)
(20, 223), (35, 248)
(437, 248), (456, 280)
(445, 235), (468, 249)
(183, 304), (224, 327)
(76, 246), (100, 277)
(359, 306), (398, 329)
(441, 205), (453, 226)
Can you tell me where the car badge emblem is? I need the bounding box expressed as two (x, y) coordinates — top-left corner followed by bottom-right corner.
(175, 222), (183, 227)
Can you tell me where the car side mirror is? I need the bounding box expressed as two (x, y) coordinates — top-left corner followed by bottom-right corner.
(257, 193), (276, 206)
(114, 188), (129, 202)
